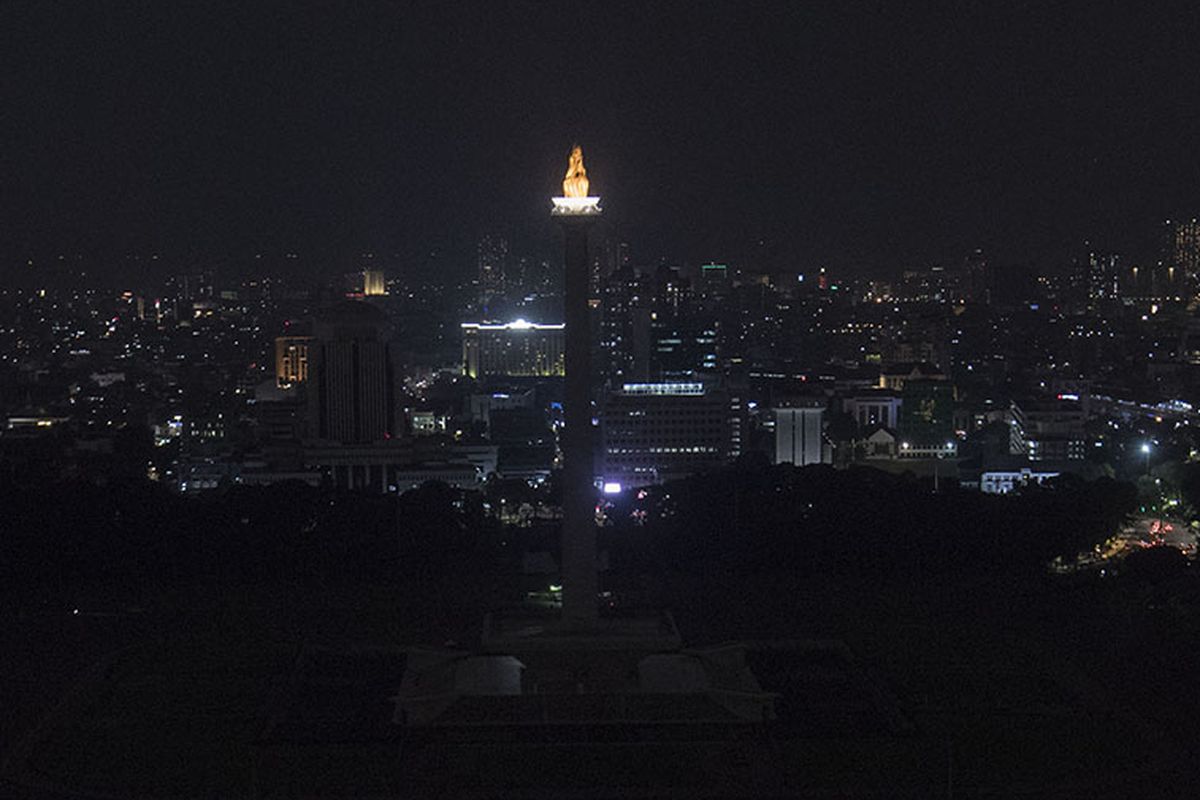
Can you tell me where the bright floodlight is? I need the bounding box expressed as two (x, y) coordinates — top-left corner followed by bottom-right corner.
(551, 196), (601, 215)
(1141, 443), (1152, 454)
(602, 481), (622, 495)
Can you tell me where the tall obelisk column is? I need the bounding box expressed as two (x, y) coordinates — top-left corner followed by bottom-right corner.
(552, 145), (601, 627)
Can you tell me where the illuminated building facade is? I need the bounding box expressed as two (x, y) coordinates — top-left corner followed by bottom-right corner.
(363, 269), (386, 296)
(1162, 218), (1200, 283)
(461, 320), (565, 378)
(773, 399), (828, 466)
(274, 336), (312, 387)
(601, 381), (730, 488)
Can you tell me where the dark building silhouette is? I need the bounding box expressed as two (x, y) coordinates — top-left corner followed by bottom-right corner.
(309, 301), (394, 443)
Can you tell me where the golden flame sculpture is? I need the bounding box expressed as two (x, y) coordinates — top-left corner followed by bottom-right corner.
(562, 145), (589, 198)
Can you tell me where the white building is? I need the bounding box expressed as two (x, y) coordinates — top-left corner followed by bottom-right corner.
(980, 465), (1060, 494)
(774, 400), (829, 466)
(843, 391), (902, 431)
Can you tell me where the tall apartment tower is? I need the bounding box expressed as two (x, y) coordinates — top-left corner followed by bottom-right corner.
(274, 336), (312, 387)
(1162, 219), (1200, 284)
(600, 264), (651, 383)
(477, 234), (509, 305)
(310, 301), (393, 443)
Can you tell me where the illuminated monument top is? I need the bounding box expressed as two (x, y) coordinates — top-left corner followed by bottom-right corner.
(551, 145), (601, 216)
(562, 144), (589, 196)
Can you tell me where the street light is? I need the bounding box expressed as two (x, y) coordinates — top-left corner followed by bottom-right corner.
(1141, 442), (1151, 474)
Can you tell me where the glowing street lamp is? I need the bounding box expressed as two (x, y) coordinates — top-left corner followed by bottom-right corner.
(1142, 442), (1152, 474)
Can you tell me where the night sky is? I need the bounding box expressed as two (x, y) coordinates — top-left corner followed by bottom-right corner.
(4, 2), (1200, 278)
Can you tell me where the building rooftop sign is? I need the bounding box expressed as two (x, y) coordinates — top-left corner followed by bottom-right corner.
(620, 382), (705, 396)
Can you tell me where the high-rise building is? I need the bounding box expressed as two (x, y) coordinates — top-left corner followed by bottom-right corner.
(363, 269), (386, 296)
(461, 320), (566, 378)
(477, 234), (509, 304)
(774, 399), (828, 466)
(166, 271), (214, 302)
(274, 336), (312, 387)
(699, 262), (730, 301)
(962, 248), (990, 303)
(599, 265), (651, 383)
(616, 241), (632, 271)
(310, 301), (394, 443)
(1086, 250), (1121, 304)
(1161, 219), (1200, 283)
(601, 381), (730, 488)
(1071, 243), (1121, 307)
(653, 316), (719, 377)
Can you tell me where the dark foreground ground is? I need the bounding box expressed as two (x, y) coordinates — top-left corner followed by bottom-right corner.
(4, 551), (1199, 798)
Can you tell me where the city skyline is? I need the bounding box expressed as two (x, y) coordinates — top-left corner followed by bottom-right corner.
(7, 7), (1200, 795)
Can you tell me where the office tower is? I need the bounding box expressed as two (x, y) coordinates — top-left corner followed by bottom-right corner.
(1162, 219), (1200, 283)
(963, 248), (990, 303)
(616, 241), (632, 270)
(589, 248), (607, 300)
(166, 271), (214, 301)
(310, 301), (393, 443)
(1086, 250), (1121, 304)
(651, 263), (691, 318)
(774, 399), (828, 466)
(477, 234), (509, 304)
(363, 269), (386, 296)
(460, 320), (566, 378)
(699, 262), (730, 300)
(274, 336), (312, 387)
(602, 381), (730, 487)
(653, 316), (719, 377)
(599, 264), (651, 383)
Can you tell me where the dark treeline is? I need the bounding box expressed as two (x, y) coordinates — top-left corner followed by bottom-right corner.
(609, 459), (1138, 581)
(0, 480), (500, 607)
(2, 462), (1138, 608)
